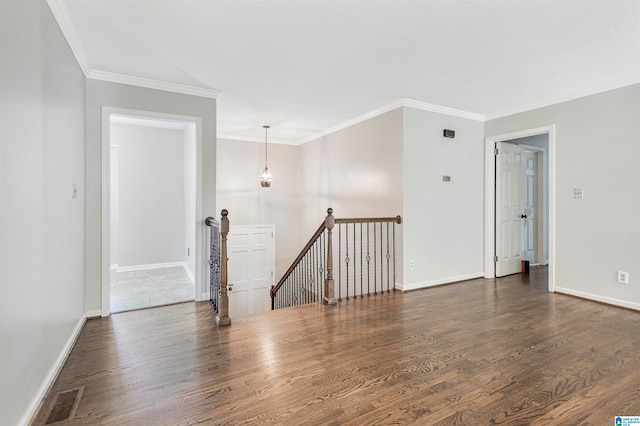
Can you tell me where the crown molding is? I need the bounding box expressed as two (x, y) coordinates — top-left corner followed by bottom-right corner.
(485, 79), (640, 121)
(46, 0), (91, 76)
(298, 98), (483, 145)
(298, 99), (406, 145)
(402, 98), (485, 121)
(87, 70), (222, 99)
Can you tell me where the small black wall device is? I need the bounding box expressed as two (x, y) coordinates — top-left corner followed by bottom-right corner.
(443, 129), (455, 138)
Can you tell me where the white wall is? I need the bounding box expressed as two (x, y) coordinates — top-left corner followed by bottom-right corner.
(216, 138), (301, 280)
(0, 1), (86, 424)
(486, 83), (640, 310)
(85, 80), (217, 312)
(298, 109), (404, 283)
(111, 123), (185, 267)
(402, 107), (485, 290)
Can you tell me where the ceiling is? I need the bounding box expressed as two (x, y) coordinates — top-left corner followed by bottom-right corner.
(53, 0), (640, 145)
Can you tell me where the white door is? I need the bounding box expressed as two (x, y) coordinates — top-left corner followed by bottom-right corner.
(495, 142), (525, 277)
(523, 151), (537, 263)
(227, 226), (274, 317)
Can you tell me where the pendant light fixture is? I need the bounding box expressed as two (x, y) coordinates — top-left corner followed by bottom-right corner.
(260, 125), (272, 187)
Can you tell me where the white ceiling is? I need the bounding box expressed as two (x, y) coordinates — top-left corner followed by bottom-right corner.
(53, 0), (640, 144)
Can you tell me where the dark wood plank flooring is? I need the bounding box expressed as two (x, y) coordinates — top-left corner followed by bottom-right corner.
(32, 267), (640, 425)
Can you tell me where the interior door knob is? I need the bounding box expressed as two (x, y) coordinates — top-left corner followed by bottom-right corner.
(521, 214), (528, 218)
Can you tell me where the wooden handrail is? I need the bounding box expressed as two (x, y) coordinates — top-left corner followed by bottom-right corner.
(271, 220), (326, 297)
(335, 216), (401, 224)
(271, 208), (403, 310)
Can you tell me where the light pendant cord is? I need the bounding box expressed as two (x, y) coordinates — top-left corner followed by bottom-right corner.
(264, 125), (269, 168)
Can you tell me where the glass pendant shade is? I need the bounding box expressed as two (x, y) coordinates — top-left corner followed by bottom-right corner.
(260, 125), (272, 188)
(260, 167), (272, 187)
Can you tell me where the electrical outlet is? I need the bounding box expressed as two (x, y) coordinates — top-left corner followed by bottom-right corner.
(573, 188), (583, 199)
(409, 259), (416, 270)
(617, 270), (629, 284)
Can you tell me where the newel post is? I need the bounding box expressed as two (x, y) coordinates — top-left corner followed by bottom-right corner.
(323, 208), (337, 305)
(216, 209), (231, 326)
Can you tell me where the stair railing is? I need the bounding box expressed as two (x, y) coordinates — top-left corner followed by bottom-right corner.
(205, 209), (231, 326)
(271, 208), (402, 310)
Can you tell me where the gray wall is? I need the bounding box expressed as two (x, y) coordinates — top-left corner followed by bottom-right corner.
(184, 124), (197, 277)
(0, 0), (86, 424)
(111, 123), (186, 267)
(85, 79), (217, 312)
(402, 108), (485, 289)
(486, 83), (640, 309)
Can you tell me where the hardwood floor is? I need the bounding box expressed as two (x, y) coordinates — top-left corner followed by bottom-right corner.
(32, 267), (640, 425)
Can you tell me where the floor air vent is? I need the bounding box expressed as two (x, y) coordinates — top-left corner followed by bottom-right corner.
(45, 387), (83, 424)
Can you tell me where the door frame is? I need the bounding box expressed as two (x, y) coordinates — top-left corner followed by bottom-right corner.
(520, 144), (547, 265)
(484, 125), (556, 291)
(100, 106), (205, 316)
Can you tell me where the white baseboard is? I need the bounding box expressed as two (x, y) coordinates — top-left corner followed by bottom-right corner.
(85, 309), (102, 318)
(21, 313), (87, 426)
(114, 261), (185, 273)
(397, 272), (485, 292)
(554, 286), (640, 311)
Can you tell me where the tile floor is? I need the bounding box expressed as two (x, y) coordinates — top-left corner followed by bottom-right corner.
(110, 266), (194, 313)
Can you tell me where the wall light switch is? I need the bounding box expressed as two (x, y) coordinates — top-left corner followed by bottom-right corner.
(442, 176), (451, 182)
(72, 183), (78, 199)
(573, 188), (583, 199)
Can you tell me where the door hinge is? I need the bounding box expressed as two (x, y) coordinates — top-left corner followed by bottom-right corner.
(494, 255), (498, 263)
(494, 147), (499, 156)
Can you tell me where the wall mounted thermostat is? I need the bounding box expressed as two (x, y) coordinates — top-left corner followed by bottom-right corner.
(443, 129), (455, 138)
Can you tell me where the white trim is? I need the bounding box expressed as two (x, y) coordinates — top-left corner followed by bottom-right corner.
(484, 126), (556, 293)
(297, 98), (484, 145)
(396, 272), (485, 292)
(85, 310), (102, 318)
(113, 261), (186, 273)
(485, 79), (640, 121)
(402, 98), (485, 121)
(101, 107), (205, 315)
(46, 0), (91, 76)
(520, 144), (547, 266)
(88, 70), (221, 99)
(21, 313), (86, 426)
(555, 287), (640, 312)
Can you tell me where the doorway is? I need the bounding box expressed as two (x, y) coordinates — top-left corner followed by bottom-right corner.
(484, 126), (556, 290)
(227, 225), (275, 317)
(101, 107), (205, 316)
